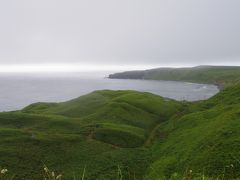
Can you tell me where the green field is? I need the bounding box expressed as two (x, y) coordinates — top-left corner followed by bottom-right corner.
(0, 72), (240, 179)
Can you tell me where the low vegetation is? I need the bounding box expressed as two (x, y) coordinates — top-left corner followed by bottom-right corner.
(0, 90), (182, 179)
(0, 71), (240, 179)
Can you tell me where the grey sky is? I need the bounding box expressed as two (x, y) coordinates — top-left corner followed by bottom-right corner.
(0, 0), (240, 68)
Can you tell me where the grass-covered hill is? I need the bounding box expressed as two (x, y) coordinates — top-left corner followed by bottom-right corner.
(146, 82), (240, 179)
(1, 79), (240, 179)
(0, 90), (183, 179)
(109, 65), (240, 88)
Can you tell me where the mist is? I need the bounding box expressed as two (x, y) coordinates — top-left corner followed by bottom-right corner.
(0, 0), (239, 70)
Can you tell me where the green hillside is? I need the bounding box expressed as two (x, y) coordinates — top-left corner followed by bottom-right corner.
(1, 80), (240, 179)
(0, 90), (183, 179)
(147, 83), (240, 179)
(109, 66), (240, 88)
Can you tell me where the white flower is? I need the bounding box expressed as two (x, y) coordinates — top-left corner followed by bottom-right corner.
(1, 168), (8, 174)
(189, 169), (193, 173)
(44, 167), (48, 172)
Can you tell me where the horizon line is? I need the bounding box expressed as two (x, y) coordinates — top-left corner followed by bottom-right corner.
(0, 63), (239, 73)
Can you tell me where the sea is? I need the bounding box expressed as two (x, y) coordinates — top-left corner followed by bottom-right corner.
(0, 72), (219, 112)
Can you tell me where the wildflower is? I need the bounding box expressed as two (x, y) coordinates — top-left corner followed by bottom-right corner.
(44, 167), (48, 173)
(189, 169), (193, 173)
(1, 168), (8, 174)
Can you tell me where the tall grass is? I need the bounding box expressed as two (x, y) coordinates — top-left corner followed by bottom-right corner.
(0, 168), (13, 180)
(2, 166), (240, 180)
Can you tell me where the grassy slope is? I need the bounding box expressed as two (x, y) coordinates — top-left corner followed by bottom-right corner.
(1, 75), (240, 179)
(0, 90), (182, 179)
(147, 83), (240, 179)
(109, 66), (240, 88)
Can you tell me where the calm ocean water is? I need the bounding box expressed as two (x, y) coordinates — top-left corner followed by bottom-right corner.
(0, 73), (219, 112)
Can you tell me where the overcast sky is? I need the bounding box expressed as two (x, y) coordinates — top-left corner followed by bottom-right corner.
(0, 0), (240, 71)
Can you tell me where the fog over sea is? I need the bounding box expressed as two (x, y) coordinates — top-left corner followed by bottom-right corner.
(0, 72), (219, 112)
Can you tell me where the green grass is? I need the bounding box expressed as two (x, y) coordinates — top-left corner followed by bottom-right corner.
(93, 123), (146, 147)
(0, 81), (240, 179)
(146, 83), (240, 179)
(0, 90), (182, 179)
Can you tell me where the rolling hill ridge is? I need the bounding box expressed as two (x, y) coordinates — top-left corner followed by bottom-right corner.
(0, 90), (183, 179)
